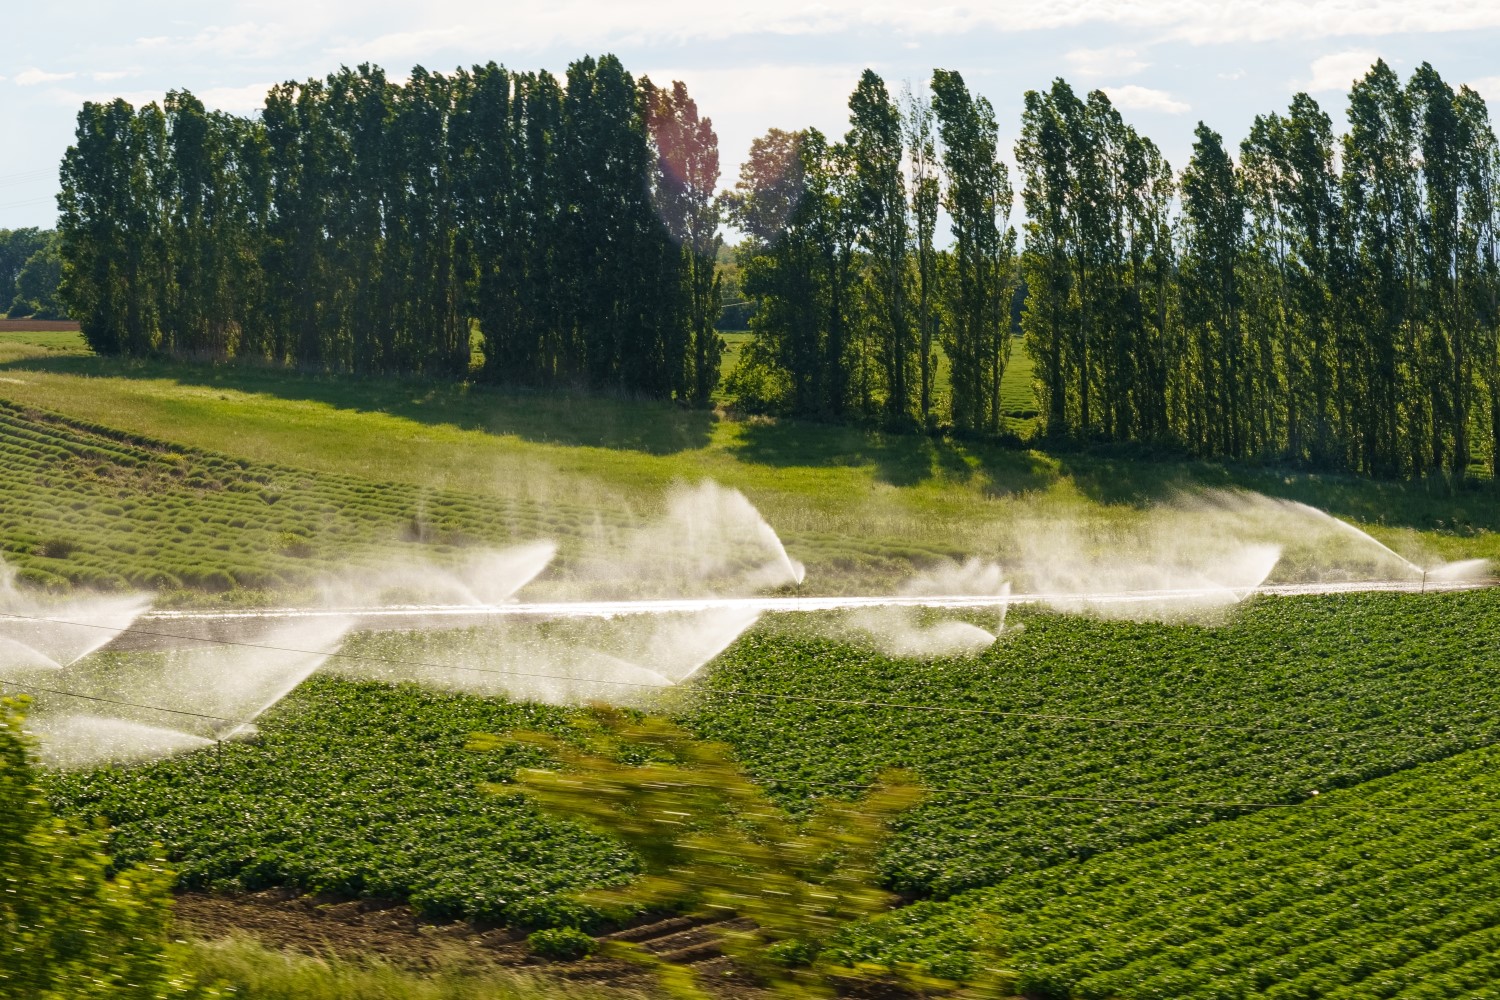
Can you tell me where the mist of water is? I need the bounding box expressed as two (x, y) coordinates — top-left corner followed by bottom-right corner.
(152, 615), (357, 738)
(849, 558), (1010, 658)
(28, 714), (213, 770)
(566, 481), (804, 598)
(1272, 499), (1425, 577)
(1425, 558), (1493, 583)
(0, 559), (152, 669)
(315, 541), (558, 609)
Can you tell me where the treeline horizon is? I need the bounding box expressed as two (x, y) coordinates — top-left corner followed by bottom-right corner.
(54, 55), (1500, 480)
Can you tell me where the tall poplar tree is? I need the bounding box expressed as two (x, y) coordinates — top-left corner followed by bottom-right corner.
(931, 68), (1013, 433)
(846, 69), (914, 421)
(644, 78), (724, 405)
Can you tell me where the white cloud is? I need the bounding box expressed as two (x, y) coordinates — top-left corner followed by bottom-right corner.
(190, 22), (305, 59)
(1218, 70), (1247, 81)
(642, 63), (866, 181)
(199, 82), (274, 114)
(328, 26), (473, 64)
(312, 0), (1500, 54)
(15, 68), (76, 86)
(92, 71), (132, 82)
(1103, 84), (1190, 114)
(1298, 50), (1381, 93)
(1065, 47), (1150, 78)
(1465, 76), (1500, 102)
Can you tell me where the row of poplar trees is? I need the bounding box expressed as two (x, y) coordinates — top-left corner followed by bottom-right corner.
(733, 58), (1500, 479)
(725, 69), (1015, 433)
(1020, 60), (1500, 480)
(57, 57), (725, 402)
(55, 55), (1500, 479)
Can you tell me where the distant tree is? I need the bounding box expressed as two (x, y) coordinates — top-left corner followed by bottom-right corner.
(1016, 82), (1077, 436)
(903, 84), (942, 423)
(645, 77), (725, 405)
(0, 228), (51, 310)
(9, 234), (63, 319)
(932, 69), (1014, 433)
(847, 69), (915, 422)
(1179, 124), (1245, 456)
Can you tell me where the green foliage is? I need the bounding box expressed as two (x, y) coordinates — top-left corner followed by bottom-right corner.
(8, 232), (64, 319)
(931, 70), (1015, 435)
(526, 926), (598, 961)
(490, 708), (921, 995)
(57, 59), (715, 401)
(47, 590), (1500, 952)
(49, 677), (635, 927)
(689, 591), (1500, 898)
(180, 935), (621, 1000)
(829, 742), (1500, 996)
(0, 695), (189, 1000)
(0, 228), (53, 305)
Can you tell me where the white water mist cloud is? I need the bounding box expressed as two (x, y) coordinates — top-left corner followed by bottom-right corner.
(315, 540), (556, 608)
(29, 715), (212, 770)
(568, 481), (802, 599)
(0, 559), (151, 671)
(849, 557), (1008, 659)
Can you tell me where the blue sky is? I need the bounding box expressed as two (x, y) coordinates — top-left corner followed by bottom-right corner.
(4, 1), (1500, 230)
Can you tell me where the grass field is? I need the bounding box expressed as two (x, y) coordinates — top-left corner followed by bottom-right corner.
(1, 329), (1496, 596)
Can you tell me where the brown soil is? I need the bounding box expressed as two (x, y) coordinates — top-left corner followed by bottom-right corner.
(173, 890), (770, 998)
(0, 319), (78, 331)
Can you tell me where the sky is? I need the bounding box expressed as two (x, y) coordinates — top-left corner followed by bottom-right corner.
(5, 1), (1500, 231)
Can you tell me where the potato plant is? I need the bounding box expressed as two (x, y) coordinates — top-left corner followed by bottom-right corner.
(45, 589), (1500, 953)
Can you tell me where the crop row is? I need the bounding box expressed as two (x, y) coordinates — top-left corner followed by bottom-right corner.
(828, 742), (1500, 997)
(689, 590), (1500, 898)
(0, 401), (619, 597)
(44, 589), (1500, 933)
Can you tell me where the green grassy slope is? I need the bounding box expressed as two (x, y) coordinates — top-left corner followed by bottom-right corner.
(0, 400), (600, 601)
(0, 330), (1496, 587)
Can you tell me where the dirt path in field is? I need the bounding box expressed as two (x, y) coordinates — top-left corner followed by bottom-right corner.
(173, 890), (775, 998)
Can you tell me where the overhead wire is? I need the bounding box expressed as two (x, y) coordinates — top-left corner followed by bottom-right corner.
(0, 674), (236, 723)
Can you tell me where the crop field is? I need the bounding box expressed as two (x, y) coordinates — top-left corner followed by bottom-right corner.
(5, 327), (1500, 996)
(45, 590), (1500, 947)
(0, 399), (579, 599)
(828, 743), (1500, 995)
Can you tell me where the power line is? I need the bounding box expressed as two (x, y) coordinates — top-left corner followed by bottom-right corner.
(0, 674), (236, 724)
